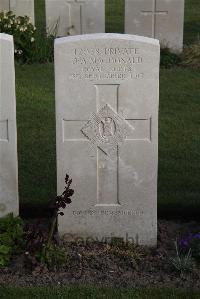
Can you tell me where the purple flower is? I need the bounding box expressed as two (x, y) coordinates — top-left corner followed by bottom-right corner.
(180, 239), (189, 247)
(179, 232), (200, 248)
(194, 233), (200, 239)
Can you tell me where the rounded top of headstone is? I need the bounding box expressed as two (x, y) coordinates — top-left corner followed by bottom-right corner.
(0, 33), (13, 41)
(55, 33), (159, 47)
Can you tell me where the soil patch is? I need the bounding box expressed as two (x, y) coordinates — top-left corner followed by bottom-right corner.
(0, 219), (199, 289)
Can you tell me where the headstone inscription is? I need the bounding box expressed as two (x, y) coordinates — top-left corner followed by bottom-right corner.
(55, 34), (160, 246)
(0, 0), (35, 25)
(45, 0), (105, 36)
(125, 0), (185, 53)
(0, 34), (18, 217)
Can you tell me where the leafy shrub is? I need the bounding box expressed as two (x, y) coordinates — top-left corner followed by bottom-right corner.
(0, 214), (23, 266)
(181, 42), (200, 69)
(179, 232), (200, 262)
(160, 47), (181, 68)
(0, 10), (54, 63)
(0, 10), (36, 62)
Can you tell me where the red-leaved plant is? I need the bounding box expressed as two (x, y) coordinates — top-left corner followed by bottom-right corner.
(46, 174), (74, 249)
(24, 174), (74, 270)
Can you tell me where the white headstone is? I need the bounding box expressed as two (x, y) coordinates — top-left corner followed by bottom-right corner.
(125, 0), (184, 53)
(0, 0), (35, 25)
(46, 0), (105, 36)
(55, 33), (159, 246)
(0, 0), (9, 11)
(0, 34), (18, 217)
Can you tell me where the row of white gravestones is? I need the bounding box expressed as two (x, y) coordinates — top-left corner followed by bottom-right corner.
(0, 33), (18, 217)
(45, 0), (184, 52)
(46, 0), (105, 37)
(125, 0), (185, 53)
(55, 33), (160, 246)
(0, 0), (184, 53)
(0, 32), (159, 246)
(0, 0), (35, 24)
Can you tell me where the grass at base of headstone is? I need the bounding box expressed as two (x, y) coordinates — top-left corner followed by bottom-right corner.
(15, 63), (56, 211)
(0, 286), (200, 299)
(15, 64), (200, 216)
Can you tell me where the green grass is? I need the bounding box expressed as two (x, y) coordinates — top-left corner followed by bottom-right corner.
(15, 64), (200, 214)
(0, 286), (200, 299)
(34, 0), (46, 33)
(16, 63), (56, 207)
(105, 0), (124, 33)
(184, 0), (200, 44)
(159, 68), (200, 214)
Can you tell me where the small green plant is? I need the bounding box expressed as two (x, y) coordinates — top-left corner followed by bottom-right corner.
(40, 244), (67, 269)
(0, 10), (36, 62)
(0, 214), (23, 266)
(181, 41), (200, 69)
(160, 47), (181, 68)
(169, 239), (194, 273)
(25, 173), (74, 269)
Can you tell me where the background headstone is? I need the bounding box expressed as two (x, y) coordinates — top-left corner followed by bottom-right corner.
(0, 0), (9, 11)
(0, 0), (35, 25)
(125, 0), (184, 53)
(0, 34), (18, 217)
(46, 0), (105, 36)
(55, 33), (159, 246)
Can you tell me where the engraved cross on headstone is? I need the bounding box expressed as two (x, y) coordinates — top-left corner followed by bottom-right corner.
(141, 0), (168, 38)
(66, 0), (86, 34)
(63, 84), (151, 207)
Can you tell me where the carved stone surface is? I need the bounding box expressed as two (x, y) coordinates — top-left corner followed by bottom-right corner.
(125, 0), (184, 53)
(81, 104), (134, 156)
(0, 34), (18, 217)
(55, 34), (159, 246)
(45, 0), (105, 36)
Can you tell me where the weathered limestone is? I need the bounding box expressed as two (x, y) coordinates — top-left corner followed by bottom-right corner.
(0, 0), (35, 25)
(45, 0), (105, 36)
(0, 34), (18, 217)
(55, 33), (160, 246)
(125, 0), (184, 53)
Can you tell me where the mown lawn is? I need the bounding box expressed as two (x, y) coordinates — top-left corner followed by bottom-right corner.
(184, 0), (200, 44)
(159, 68), (200, 216)
(0, 286), (200, 299)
